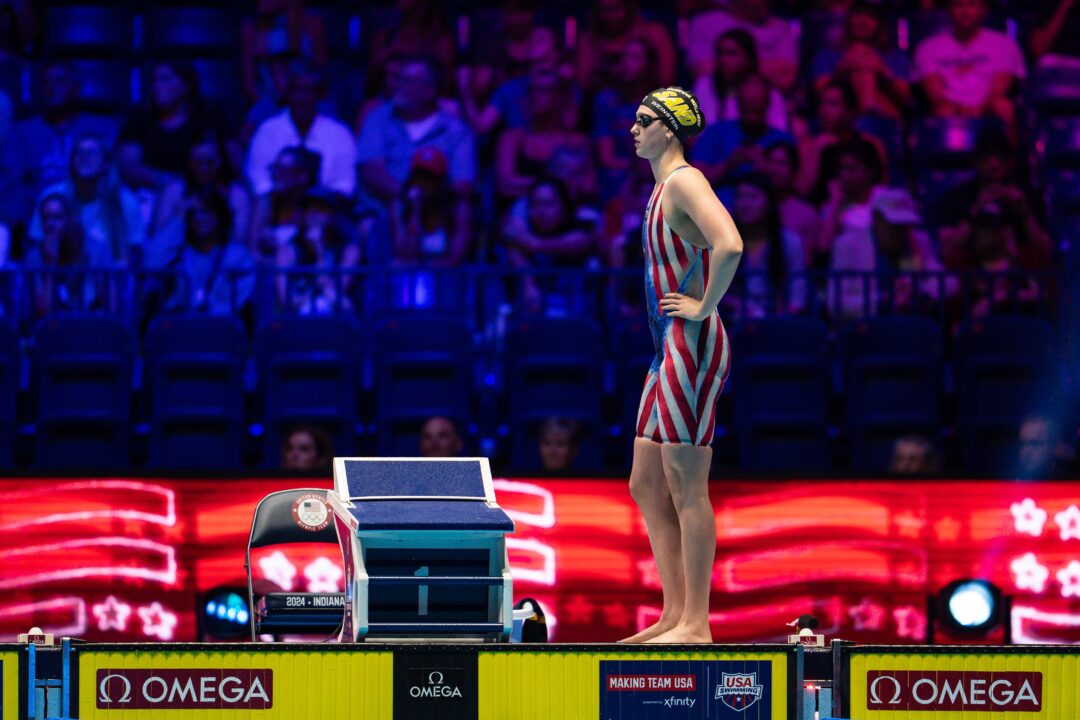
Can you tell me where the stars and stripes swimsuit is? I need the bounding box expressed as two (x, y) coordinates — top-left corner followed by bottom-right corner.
(636, 165), (732, 446)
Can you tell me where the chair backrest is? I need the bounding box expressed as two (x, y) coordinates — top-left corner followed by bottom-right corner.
(735, 317), (828, 358)
(506, 317), (604, 360)
(44, 4), (133, 55)
(33, 312), (133, 366)
(248, 488), (339, 550)
(146, 313), (247, 357)
(143, 6), (239, 54)
(334, 457), (494, 502)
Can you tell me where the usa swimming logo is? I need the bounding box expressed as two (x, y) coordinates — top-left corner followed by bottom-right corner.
(715, 672), (763, 711)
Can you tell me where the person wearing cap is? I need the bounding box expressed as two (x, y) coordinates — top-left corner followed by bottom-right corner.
(810, 0), (910, 119)
(391, 146), (455, 265)
(624, 87), (743, 644)
(871, 187), (954, 313)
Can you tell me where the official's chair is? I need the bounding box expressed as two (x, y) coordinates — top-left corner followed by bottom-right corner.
(327, 457), (514, 642)
(246, 488), (344, 640)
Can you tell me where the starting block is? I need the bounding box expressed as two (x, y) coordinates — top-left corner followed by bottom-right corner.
(327, 457), (515, 642)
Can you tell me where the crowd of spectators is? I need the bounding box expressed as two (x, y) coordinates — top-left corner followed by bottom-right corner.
(0, 0), (1073, 331)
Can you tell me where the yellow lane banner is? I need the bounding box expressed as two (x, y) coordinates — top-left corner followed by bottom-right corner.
(478, 649), (790, 720)
(1, 647), (19, 720)
(77, 647), (392, 719)
(850, 649), (1080, 719)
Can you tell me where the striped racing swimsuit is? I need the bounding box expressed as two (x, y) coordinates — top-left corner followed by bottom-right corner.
(635, 165), (732, 446)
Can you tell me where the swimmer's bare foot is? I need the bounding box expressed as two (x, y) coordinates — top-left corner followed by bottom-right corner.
(618, 618), (678, 643)
(643, 624), (713, 644)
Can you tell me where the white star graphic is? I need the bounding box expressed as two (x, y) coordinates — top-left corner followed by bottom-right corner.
(137, 602), (178, 640)
(1057, 561), (1080, 598)
(893, 606), (927, 640)
(1011, 553), (1050, 593)
(1010, 498), (1048, 537)
(304, 557), (343, 593)
(848, 598), (885, 631)
(92, 595), (132, 632)
(258, 550), (297, 591)
(1054, 505), (1080, 541)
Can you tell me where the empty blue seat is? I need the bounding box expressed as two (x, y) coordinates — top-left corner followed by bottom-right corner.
(189, 59), (243, 108)
(44, 5), (133, 56)
(374, 314), (473, 455)
(840, 317), (943, 472)
(32, 314), (133, 468)
(256, 316), (361, 464)
(64, 60), (134, 113)
(734, 318), (830, 471)
(145, 314), (247, 469)
(613, 318), (657, 440)
(143, 6), (239, 55)
(505, 317), (605, 467)
(956, 317), (1056, 473)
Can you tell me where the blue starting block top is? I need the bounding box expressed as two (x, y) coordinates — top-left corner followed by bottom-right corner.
(348, 500), (514, 531)
(331, 457), (513, 534)
(339, 458), (490, 500)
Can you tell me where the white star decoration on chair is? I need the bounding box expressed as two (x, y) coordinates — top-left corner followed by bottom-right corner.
(1010, 498), (1047, 537)
(304, 557), (343, 593)
(1011, 553), (1050, 593)
(259, 550), (297, 591)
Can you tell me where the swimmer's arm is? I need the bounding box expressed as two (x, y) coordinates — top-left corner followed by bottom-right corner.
(664, 169), (743, 318)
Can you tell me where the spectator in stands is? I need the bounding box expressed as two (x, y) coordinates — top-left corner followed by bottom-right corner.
(576, 0), (677, 92)
(820, 138), (885, 316)
(418, 416), (464, 458)
(166, 189), (255, 316)
(22, 191), (102, 319)
(870, 188), (954, 312)
(693, 29), (788, 131)
(29, 135), (145, 268)
(811, 0), (910, 119)
(937, 128), (1051, 271)
(357, 53), (475, 264)
(538, 416), (581, 473)
(889, 435), (940, 474)
(247, 59), (356, 198)
(762, 141), (819, 261)
(495, 70), (590, 202)
(1017, 415), (1077, 479)
(251, 145), (320, 262)
(1028, 0), (1080, 70)
(796, 80), (887, 202)
(477, 26), (576, 135)
(504, 177), (594, 314)
(914, 0), (1025, 134)
(14, 62), (117, 207)
(241, 0), (327, 110)
(724, 173), (805, 318)
(593, 37), (662, 201)
(369, 0), (455, 99)
(694, 74), (794, 187)
(687, 0), (799, 91)
(117, 60), (223, 192)
(391, 147), (462, 265)
(280, 424), (333, 472)
(275, 186), (359, 314)
(966, 201), (1043, 318)
(153, 130), (252, 245)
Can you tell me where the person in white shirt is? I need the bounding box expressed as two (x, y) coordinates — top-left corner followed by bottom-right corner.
(914, 0), (1025, 134)
(246, 59), (356, 197)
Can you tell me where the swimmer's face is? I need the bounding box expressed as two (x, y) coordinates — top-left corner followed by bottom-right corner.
(630, 106), (670, 159)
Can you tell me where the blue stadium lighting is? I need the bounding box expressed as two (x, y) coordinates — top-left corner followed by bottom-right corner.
(216, 606), (227, 619)
(226, 607), (237, 620)
(237, 610), (249, 624)
(206, 601), (216, 614)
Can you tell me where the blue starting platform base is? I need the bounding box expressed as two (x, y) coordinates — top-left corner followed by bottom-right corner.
(326, 457), (515, 643)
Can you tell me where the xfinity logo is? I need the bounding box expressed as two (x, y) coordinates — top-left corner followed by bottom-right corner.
(96, 669), (272, 710)
(866, 671), (1041, 712)
(663, 696), (695, 708)
(409, 670), (463, 700)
